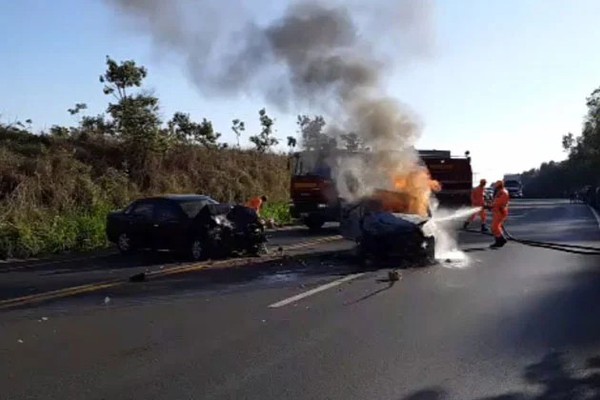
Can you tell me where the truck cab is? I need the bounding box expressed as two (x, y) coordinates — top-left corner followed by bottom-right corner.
(289, 151), (341, 230)
(503, 174), (523, 198)
(419, 150), (473, 206)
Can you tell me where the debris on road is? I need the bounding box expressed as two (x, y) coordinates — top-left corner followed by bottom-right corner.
(129, 272), (146, 282)
(17, 339), (23, 344)
(104, 296), (111, 305)
(388, 270), (401, 281)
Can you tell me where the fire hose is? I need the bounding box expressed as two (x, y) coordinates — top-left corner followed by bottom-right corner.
(502, 227), (600, 255)
(466, 227), (600, 256)
(470, 203), (600, 255)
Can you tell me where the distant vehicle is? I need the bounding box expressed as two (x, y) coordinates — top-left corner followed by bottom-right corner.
(484, 186), (494, 202)
(503, 174), (523, 198)
(106, 195), (266, 261)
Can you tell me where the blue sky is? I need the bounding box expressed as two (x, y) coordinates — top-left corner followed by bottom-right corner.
(2, 0), (600, 182)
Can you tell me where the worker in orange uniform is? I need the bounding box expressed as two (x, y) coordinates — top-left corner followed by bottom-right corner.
(463, 179), (488, 232)
(489, 180), (509, 248)
(246, 195), (267, 215)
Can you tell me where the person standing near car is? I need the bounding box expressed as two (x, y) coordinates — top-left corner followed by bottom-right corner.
(247, 195), (267, 216)
(489, 180), (510, 248)
(464, 179), (488, 232)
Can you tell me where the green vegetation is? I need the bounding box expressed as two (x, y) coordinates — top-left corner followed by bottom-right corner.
(261, 202), (293, 226)
(0, 57), (293, 259)
(521, 86), (600, 197)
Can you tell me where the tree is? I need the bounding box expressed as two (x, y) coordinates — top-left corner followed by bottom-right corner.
(100, 56), (161, 146)
(100, 57), (147, 101)
(68, 103), (88, 116)
(231, 119), (245, 148)
(521, 85), (600, 197)
(249, 108), (278, 152)
(296, 115), (331, 151)
(67, 103), (113, 137)
(287, 136), (297, 152)
(340, 132), (362, 151)
(562, 132), (575, 152)
(168, 112), (221, 147)
(49, 125), (70, 138)
(11, 119), (33, 131)
(99, 56), (165, 186)
(80, 114), (114, 136)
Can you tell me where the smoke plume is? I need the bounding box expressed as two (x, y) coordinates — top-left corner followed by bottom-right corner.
(106, 0), (434, 200)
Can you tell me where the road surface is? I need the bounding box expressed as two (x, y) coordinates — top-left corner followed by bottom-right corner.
(2, 199), (600, 399)
(0, 225), (340, 302)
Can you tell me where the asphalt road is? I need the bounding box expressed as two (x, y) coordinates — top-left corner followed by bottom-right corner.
(0, 224), (340, 302)
(2, 199), (600, 400)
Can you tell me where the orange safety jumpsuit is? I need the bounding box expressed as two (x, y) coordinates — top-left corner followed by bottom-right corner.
(246, 197), (263, 214)
(491, 188), (509, 238)
(469, 185), (487, 223)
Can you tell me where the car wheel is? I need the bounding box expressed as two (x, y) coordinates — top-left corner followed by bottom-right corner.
(117, 233), (135, 255)
(305, 216), (325, 232)
(189, 238), (206, 261)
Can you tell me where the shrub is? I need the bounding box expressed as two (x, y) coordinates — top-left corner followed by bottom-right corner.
(0, 127), (292, 259)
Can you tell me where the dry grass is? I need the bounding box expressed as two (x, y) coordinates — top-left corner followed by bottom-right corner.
(0, 127), (291, 259)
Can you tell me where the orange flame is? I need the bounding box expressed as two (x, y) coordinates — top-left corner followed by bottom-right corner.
(372, 168), (441, 217)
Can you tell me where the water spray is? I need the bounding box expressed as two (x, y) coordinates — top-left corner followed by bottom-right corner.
(429, 206), (481, 268)
(432, 207), (481, 224)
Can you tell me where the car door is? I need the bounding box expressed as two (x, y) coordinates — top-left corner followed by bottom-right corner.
(151, 200), (188, 250)
(126, 200), (155, 249)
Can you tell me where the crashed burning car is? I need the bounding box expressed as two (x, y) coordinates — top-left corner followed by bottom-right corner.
(340, 189), (436, 264)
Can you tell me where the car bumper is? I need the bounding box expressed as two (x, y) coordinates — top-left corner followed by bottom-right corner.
(290, 202), (339, 221)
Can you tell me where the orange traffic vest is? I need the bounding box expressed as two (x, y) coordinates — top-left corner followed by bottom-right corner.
(493, 189), (509, 214)
(471, 186), (485, 207)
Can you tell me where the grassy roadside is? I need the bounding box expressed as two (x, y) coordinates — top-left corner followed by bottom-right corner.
(0, 202), (293, 260)
(261, 202), (294, 226)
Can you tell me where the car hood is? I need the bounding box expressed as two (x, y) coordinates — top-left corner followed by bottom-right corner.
(340, 200), (435, 241)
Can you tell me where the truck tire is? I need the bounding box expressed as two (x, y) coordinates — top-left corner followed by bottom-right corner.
(305, 216), (325, 232)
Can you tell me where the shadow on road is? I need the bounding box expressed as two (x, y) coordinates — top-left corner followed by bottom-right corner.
(506, 268), (600, 350)
(347, 279), (397, 304)
(401, 352), (600, 399)
(79, 248), (431, 305)
(79, 250), (360, 300)
(463, 246), (490, 253)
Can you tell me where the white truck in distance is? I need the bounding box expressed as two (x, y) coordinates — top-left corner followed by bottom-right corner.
(503, 174), (523, 198)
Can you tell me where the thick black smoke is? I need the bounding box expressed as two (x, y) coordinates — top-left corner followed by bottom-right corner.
(106, 0), (434, 198)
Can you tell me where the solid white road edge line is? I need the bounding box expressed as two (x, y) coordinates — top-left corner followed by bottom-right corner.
(588, 205), (600, 230)
(268, 273), (365, 308)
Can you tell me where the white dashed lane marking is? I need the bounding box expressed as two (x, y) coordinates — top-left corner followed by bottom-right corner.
(268, 273), (365, 308)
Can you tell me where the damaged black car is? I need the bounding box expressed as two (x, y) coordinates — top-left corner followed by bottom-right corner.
(106, 194), (267, 261)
